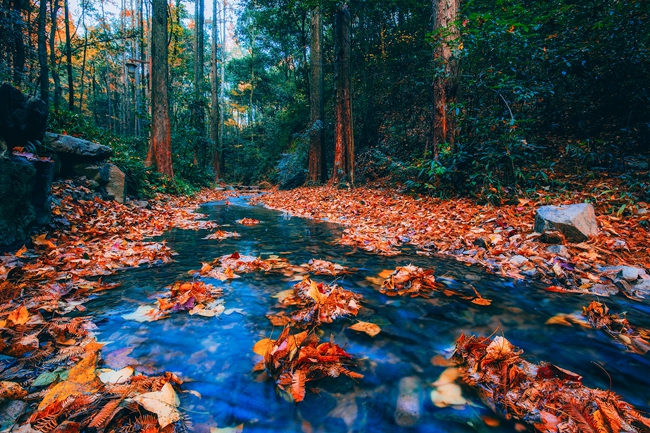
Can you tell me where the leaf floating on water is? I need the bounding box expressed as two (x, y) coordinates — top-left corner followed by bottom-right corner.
(203, 230), (240, 240)
(253, 338), (275, 356)
(583, 301), (650, 354)
(235, 218), (260, 225)
(132, 382), (181, 428)
(303, 259), (354, 276)
(98, 366), (134, 384)
(122, 305), (160, 323)
(348, 321), (381, 337)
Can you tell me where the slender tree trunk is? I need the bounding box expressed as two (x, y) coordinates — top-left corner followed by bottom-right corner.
(13, 0), (25, 85)
(210, 0), (220, 180)
(430, 0), (460, 158)
(150, 0), (173, 177)
(79, 4), (88, 112)
(192, 0), (205, 164)
(219, 0), (226, 174)
(38, 0), (49, 105)
(50, 0), (61, 111)
(64, 0), (73, 110)
(308, 6), (325, 183)
(330, 4), (354, 187)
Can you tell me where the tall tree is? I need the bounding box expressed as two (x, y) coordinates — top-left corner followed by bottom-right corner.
(38, 0), (48, 104)
(12, 0), (25, 85)
(330, 3), (354, 186)
(210, 0), (221, 179)
(49, 0), (62, 111)
(64, 0), (74, 111)
(430, 0), (460, 158)
(149, 0), (173, 177)
(193, 0), (206, 163)
(307, 5), (325, 183)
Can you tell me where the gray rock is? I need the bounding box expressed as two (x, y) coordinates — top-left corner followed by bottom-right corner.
(105, 164), (126, 204)
(546, 245), (570, 258)
(0, 157), (36, 247)
(394, 376), (422, 427)
(509, 255), (529, 267)
(591, 284), (619, 296)
(132, 200), (150, 209)
(599, 265), (645, 282)
(535, 203), (598, 242)
(44, 132), (112, 172)
(521, 268), (539, 278)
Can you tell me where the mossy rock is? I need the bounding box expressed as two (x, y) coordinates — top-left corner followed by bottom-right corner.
(0, 157), (36, 247)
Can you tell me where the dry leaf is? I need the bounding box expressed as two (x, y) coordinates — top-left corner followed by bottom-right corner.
(132, 382), (181, 428)
(348, 321), (381, 337)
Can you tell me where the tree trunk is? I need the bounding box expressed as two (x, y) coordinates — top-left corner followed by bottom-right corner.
(150, 0), (173, 177)
(210, 0), (220, 180)
(38, 0), (48, 105)
(12, 0), (25, 85)
(430, 0), (460, 158)
(308, 6), (325, 183)
(219, 0), (226, 175)
(64, 0), (73, 111)
(50, 0), (61, 111)
(330, 4), (354, 187)
(192, 0), (205, 164)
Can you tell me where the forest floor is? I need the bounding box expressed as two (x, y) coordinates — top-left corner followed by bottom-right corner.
(251, 175), (650, 299)
(2, 172), (650, 432)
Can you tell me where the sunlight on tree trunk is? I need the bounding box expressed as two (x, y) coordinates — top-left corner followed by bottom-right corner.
(431, 0), (460, 159)
(308, 6), (325, 184)
(330, 4), (354, 187)
(150, 0), (173, 177)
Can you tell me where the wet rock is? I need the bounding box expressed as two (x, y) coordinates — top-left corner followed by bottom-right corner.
(394, 376), (422, 427)
(590, 284), (619, 296)
(600, 265), (645, 282)
(0, 83), (47, 153)
(44, 132), (112, 172)
(546, 245), (569, 258)
(521, 268), (539, 278)
(535, 203), (598, 242)
(509, 255), (529, 267)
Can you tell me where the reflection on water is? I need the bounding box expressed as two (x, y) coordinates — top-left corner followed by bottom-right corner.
(87, 196), (650, 433)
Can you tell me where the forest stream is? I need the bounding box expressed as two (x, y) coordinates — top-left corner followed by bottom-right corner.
(84, 195), (650, 433)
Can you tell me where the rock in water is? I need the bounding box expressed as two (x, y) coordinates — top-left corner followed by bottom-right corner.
(534, 203), (598, 243)
(394, 376), (422, 427)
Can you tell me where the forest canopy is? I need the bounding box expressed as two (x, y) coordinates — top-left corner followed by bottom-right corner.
(0, 0), (648, 198)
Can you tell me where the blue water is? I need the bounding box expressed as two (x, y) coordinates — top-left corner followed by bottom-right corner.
(87, 196), (650, 433)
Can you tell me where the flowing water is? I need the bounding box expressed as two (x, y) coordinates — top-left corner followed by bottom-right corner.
(86, 196), (650, 433)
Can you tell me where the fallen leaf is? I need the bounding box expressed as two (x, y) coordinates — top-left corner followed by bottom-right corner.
(132, 382), (181, 428)
(348, 321), (381, 337)
(0, 381), (27, 399)
(98, 366), (134, 384)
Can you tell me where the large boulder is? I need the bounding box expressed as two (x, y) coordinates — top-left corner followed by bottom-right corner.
(534, 203), (598, 243)
(0, 157), (36, 247)
(73, 162), (126, 203)
(44, 132), (112, 173)
(0, 83), (48, 153)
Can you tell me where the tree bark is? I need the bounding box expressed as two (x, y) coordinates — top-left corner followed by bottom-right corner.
(12, 0), (25, 85)
(50, 0), (61, 111)
(330, 4), (353, 187)
(64, 0), (74, 111)
(192, 0), (205, 164)
(210, 0), (220, 180)
(430, 0), (460, 158)
(308, 6), (325, 183)
(150, 0), (173, 177)
(38, 0), (48, 105)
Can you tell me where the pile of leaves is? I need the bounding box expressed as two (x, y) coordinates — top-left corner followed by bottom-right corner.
(303, 259), (354, 276)
(123, 281), (225, 323)
(236, 218), (260, 225)
(251, 186), (650, 294)
(203, 230), (240, 240)
(268, 278), (362, 327)
(252, 326), (363, 402)
(583, 301), (650, 355)
(368, 265), (492, 305)
(191, 252), (291, 281)
(453, 333), (650, 432)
